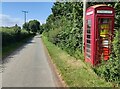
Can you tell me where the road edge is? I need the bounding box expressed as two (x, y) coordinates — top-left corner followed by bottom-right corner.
(41, 36), (67, 88)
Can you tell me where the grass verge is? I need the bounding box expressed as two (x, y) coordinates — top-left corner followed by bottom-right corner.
(42, 35), (113, 87)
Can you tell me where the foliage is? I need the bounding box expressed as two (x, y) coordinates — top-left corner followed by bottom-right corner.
(14, 24), (21, 33)
(23, 22), (30, 33)
(22, 20), (43, 34)
(39, 24), (46, 34)
(94, 29), (120, 86)
(44, 2), (83, 58)
(43, 1), (120, 85)
(28, 20), (40, 34)
(42, 35), (112, 87)
(2, 25), (34, 47)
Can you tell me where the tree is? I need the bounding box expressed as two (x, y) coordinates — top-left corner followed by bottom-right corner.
(14, 24), (21, 34)
(23, 22), (30, 33)
(39, 24), (46, 34)
(44, 2), (83, 55)
(28, 20), (40, 34)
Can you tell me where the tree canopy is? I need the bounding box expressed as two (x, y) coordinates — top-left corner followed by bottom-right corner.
(23, 22), (30, 33)
(22, 20), (41, 34)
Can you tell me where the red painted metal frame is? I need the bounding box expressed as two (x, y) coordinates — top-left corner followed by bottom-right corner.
(84, 4), (115, 66)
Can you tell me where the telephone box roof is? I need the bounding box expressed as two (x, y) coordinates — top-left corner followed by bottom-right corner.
(87, 4), (114, 11)
(91, 4), (107, 8)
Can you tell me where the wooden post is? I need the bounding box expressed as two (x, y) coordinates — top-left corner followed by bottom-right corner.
(83, 0), (87, 52)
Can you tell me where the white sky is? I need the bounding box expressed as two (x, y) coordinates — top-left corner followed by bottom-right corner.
(0, 14), (46, 27)
(0, 14), (23, 27)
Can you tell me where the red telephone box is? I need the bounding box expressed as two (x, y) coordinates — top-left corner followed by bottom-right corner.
(84, 4), (115, 66)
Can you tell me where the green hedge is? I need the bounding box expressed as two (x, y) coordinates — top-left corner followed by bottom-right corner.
(1, 27), (34, 47)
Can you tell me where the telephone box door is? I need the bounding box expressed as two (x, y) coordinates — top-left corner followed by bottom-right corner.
(96, 18), (113, 62)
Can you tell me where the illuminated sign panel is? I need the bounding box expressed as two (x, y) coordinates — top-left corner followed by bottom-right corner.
(97, 10), (112, 14)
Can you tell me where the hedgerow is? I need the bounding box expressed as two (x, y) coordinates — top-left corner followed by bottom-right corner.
(42, 2), (120, 85)
(1, 25), (34, 47)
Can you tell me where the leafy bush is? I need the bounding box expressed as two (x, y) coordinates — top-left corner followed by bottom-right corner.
(1, 26), (34, 47)
(94, 29), (120, 86)
(43, 2), (83, 59)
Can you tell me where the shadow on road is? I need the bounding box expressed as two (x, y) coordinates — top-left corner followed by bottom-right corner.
(2, 36), (36, 64)
(35, 35), (42, 38)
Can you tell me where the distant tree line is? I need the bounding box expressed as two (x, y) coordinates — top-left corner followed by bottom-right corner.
(2, 19), (43, 54)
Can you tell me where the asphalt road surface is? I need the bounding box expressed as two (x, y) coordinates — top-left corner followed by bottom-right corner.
(2, 35), (61, 87)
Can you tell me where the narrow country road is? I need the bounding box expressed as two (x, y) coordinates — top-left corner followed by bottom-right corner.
(2, 35), (61, 87)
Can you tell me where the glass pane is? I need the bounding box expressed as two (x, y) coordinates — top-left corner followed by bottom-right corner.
(101, 18), (109, 23)
(87, 30), (91, 34)
(86, 48), (91, 53)
(88, 20), (91, 27)
(87, 40), (90, 43)
(86, 53), (91, 58)
(86, 44), (90, 48)
(87, 35), (91, 39)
